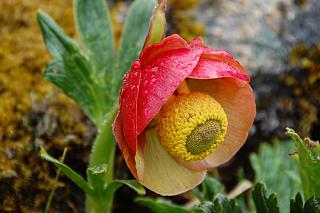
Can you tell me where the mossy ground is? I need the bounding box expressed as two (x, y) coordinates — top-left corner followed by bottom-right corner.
(284, 43), (320, 138)
(0, 1), (93, 212)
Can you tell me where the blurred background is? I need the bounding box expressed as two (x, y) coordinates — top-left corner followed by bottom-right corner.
(0, 0), (319, 212)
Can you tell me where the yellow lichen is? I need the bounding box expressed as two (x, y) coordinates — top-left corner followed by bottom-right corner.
(285, 43), (320, 137)
(157, 92), (227, 161)
(168, 0), (205, 41)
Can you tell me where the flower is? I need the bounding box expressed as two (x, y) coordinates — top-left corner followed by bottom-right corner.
(112, 34), (256, 195)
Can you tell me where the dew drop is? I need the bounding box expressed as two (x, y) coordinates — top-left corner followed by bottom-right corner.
(132, 60), (141, 70)
(130, 85), (136, 90)
(151, 67), (159, 72)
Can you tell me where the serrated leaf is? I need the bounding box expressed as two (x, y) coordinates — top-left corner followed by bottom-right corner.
(286, 128), (320, 199)
(192, 194), (243, 213)
(114, 0), (157, 91)
(252, 182), (280, 213)
(74, 0), (115, 85)
(250, 140), (301, 212)
(212, 194), (243, 213)
(192, 201), (214, 213)
(290, 193), (304, 213)
(304, 197), (320, 213)
(136, 197), (191, 213)
(45, 56), (105, 125)
(40, 147), (93, 196)
(106, 180), (146, 197)
(37, 11), (109, 126)
(290, 193), (320, 213)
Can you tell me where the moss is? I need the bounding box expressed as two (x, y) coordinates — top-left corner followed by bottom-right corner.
(294, 0), (309, 7)
(168, 0), (205, 41)
(0, 0), (94, 212)
(283, 43), (320, 138)
(0, 0), (135, 211)
(169, 0), (200, 10)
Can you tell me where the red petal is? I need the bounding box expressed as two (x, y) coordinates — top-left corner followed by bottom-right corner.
(119, 60), (141, 154)
(117, 34), (251, 159)
(112, 113), (137, 178)
(136, 35), (203, 134)
(188, 53), (249, 80)
(140, 34), (189, 66)
(189, 37), (233, 59)
(187, 37), (247, 79)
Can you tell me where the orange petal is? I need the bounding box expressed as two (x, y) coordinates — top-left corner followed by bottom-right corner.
(135, 127), (206, 195)
(178, 78), (256, 171)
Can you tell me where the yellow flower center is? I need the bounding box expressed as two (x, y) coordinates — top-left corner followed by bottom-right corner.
(157, 92), (228, 161)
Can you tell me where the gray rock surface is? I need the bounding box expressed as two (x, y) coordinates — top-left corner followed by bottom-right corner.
(198, 0), (320, 75)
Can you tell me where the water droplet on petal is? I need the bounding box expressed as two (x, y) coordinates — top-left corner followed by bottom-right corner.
(151, 67), (159, 72)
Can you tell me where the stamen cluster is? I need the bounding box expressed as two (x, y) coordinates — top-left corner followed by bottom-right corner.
(157, 92), (228, 161)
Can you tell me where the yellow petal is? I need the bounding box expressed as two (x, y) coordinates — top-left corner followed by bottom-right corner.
(135, 127), (206, 195)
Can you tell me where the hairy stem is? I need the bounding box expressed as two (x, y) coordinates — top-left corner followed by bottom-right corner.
(86, 104), (118, 213)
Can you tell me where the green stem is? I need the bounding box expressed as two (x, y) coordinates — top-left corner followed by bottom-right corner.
(86, 104), (118, 213)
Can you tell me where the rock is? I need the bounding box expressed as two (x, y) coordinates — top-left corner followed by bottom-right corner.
(198, 0), (320, 75)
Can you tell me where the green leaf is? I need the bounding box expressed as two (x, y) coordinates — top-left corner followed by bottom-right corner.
(37, 11), (108, 126)
(290, 193), (304, 213)
(252, 182), (280, 213)
(44, 148), (68, 213)
(74, 0), (115, 85)
(136, 197), (191, 213)
(290, 193), (320, 213)
(106, 180), (146, 197)
(143, 0), (167, 48)
(192, 176), (225, 202)
(192, 194), (243, 213)
(250, 140), (301, 212)
(304, 197), (320, 213)
(286, 128), (320, 199)
(86, 164), (108, 201)
(40, 147), (93, 197)
(212, 194), (243, 213)
(37, 10), (79, 59)
(114, 0), (157, 91)
(136, 177), (244, 213)
(192, 201), (213, 213)
(202, 177), (225, 201)
(192, 188), (204, 203)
